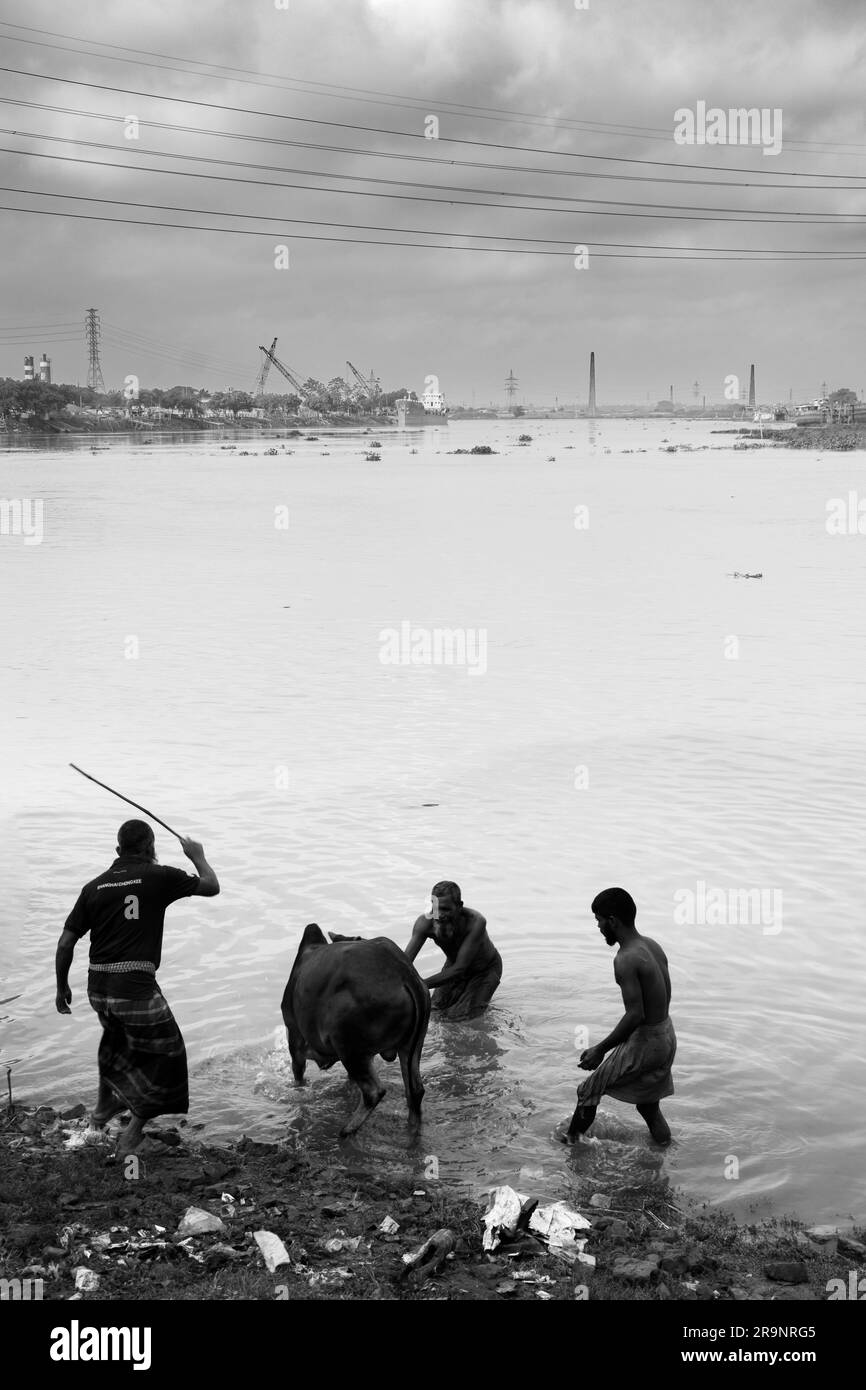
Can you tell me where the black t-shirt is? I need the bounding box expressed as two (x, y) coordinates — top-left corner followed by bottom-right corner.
(65, 855), (198, 970)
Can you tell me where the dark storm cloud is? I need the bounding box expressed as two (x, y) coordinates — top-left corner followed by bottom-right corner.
(1, 0), (863, 404)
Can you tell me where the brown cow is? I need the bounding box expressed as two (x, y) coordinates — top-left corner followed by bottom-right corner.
(280, 924), (430, 1136)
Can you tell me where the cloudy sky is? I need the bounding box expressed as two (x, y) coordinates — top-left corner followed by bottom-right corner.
(1, 0), (864, 405)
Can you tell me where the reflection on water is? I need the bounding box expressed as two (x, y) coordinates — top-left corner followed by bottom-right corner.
(2, 418), (865, 1225)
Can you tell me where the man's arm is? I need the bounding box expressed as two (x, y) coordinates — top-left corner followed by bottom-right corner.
(422, 916), (484, 989)
(579, 956), (645, 1069)
(55, 928), (77, 1014)
(404, 915), (431, 963)
(180, 838), (220, 896)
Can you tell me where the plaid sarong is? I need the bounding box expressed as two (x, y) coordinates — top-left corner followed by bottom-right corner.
(88, 984), (189, 1119)
(577, 1017), (677, 1107)
(431, 948), (502, 1021)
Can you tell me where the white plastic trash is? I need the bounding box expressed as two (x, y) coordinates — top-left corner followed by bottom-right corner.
(253, 1230), (291, 1273)
(378, 1216), (399, 1235)
(73, 1267), (100, 1292)
(482, 1186), (526, 1251)
(176, 1206), (227, 1238)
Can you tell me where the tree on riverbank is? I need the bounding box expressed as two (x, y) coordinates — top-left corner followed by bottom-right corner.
(0, 377), (76, 420)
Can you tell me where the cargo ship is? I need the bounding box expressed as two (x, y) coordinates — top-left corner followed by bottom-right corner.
(394, 381), (449, 427)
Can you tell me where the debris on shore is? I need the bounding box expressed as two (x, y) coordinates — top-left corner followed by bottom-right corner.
(1, 1104), (862, 1301)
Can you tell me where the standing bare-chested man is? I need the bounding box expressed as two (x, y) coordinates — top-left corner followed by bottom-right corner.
(567, 886), (676, 1144)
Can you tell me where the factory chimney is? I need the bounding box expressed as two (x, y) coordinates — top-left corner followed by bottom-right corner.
(748, 364), (756, 410)
(39, 354), (51, 384)
(588, 351), (597, 417)
(23, 355), (35, 381)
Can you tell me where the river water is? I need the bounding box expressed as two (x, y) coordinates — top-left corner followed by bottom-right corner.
(1, 417), (864, 1225)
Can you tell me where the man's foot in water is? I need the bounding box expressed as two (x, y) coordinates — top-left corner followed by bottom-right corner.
(637, 1102), (672, 1145)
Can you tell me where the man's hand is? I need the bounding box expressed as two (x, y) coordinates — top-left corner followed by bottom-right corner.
(180, 837), (205, 862)
(55, 985), (72, 1015)
(579, 1044), (606, 1072)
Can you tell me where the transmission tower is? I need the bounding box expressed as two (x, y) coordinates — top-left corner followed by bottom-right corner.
(504, 368), (518, 408)
(85, 308), (105, 392)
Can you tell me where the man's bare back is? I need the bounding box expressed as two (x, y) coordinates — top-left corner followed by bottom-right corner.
(615, 935), (670, 1025)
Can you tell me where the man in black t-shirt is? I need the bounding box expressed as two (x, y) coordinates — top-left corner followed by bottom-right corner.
(55, 818), (220, 1155)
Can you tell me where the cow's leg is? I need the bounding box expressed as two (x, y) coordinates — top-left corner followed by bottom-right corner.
(286, 1026), (307, 1086)
(340, 1055), (386, 1136)
(399, 983), (429, 1128)
(399, 1045), (425, 1128)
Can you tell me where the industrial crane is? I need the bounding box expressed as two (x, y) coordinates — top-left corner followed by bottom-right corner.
(257, 342), (313, 405)
(346, 360), (381, 406)
(255, 337), (278, 397)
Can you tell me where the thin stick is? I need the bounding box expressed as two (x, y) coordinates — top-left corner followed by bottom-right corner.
(69, 763), (183, 840)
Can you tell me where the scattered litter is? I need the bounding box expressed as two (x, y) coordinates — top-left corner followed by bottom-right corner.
(482, 1186), (525, 1251)
(589, 1193), (611, 1209)
(308, 1268), (353, 1288)
(401, 1229), (456, 1280)
(529, 1202), (593, 1267)
(512, 1271), (554, 1285)
(253, 1230), (291, 1273)
(64, 1124), (108, 1150)
(378, 1215), (399, 1235)
(73, 1267), (100, 1292)
(536, 1289), (553, 1300)
(176, 1207), (227, 1238)
(176, 1238), (206, 1264)
(322, 1236), (362, 1254)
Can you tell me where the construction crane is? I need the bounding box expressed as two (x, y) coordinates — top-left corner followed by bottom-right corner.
(346, 360), (381, 406)
(255, 337), (278, 397)
(257, 342), (313, 404)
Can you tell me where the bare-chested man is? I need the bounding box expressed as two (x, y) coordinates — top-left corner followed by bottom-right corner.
(404, 881), (502, 1021)
(566, 886), (676, 1144)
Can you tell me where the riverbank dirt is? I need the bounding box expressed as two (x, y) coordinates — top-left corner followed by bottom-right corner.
(1, 1105), (862, 1302)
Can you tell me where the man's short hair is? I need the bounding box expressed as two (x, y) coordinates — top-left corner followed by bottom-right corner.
(591, 887), (636, 926)
(432, 880), (462, 904)
(118, 819), (155, 855)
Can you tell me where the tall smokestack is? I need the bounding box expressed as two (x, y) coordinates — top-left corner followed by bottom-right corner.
(23, 355), (34, 381)
(39, 354), (51, 384)
(748, 364), (756, 409)
(670, 384), (674, 403)
(588, 351), (596, 417)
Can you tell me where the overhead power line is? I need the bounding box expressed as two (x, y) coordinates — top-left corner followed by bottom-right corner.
(0, 19), (863, 156)
(4, 135), (866, 226)
(2, 203), (864, 259)
(0, 68), (864, 187)
(1, 183), (860, 255)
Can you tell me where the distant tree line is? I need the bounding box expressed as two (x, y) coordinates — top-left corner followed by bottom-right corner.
(1, 376), (413, 421)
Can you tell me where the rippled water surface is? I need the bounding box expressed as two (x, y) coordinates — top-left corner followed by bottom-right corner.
(2, 418), (864, 1223)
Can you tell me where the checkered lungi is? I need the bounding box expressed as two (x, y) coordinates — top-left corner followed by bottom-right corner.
(88, 982), (189, 1119)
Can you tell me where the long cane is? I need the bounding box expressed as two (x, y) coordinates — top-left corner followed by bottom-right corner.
(69, 764), (184, 841)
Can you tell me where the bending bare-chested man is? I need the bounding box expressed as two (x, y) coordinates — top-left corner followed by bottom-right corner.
(567, 886), (676, 1145)
(404, 881), (502, 1021)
